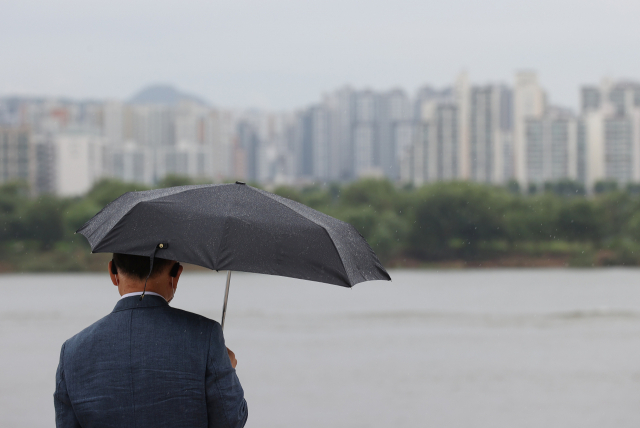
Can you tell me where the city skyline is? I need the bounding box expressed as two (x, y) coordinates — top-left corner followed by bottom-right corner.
(3, 71), (640, 198)
(0, 72), (628, 114)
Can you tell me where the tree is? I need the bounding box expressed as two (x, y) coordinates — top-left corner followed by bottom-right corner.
(409, 182), (508, 259)
(273, 186), (303, 203)
(556, 197), (603, 242)
(341, 179), (397, 211)
(156, 174), (202, 188)
(625, 182), (640, 195)
(85, 179), (149, 207)
(594, 179), (618, 194)
(17, 197), (66, 249)
(545, 179), (586, 197)
(506, 179), (520, 194)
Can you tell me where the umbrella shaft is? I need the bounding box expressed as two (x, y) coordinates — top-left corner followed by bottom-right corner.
(221, 271), (232, 330)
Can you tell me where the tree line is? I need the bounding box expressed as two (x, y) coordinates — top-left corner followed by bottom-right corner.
(1, 176), (640, 271)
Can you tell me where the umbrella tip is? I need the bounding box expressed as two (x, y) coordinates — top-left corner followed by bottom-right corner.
(235, 181), (246, 185)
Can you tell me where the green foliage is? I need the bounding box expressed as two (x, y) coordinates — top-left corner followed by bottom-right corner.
(556, 198), (603, 242)
(626, 182), (640, 195)
(341, 179), (397, 211)
(409, 182), (508, 259)
(86, 179), (149, 207)
(64, 199), (103, 233)
(0, 181), (29, 242)
(157, 174), (207, 188)
(594, 179), (619, 194)
(273, 186), (304, 203)
(338, 206), (378, 238)
(15, 197), (66, 249)
(544, 179), (586, 197)
(506, 179), (520, 194)
(7, 176), (640, 271)
(595, 191), (636, 239)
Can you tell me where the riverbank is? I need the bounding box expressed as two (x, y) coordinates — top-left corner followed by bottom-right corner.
(389, 250), (627, 269)
(0, 247), (632, 273)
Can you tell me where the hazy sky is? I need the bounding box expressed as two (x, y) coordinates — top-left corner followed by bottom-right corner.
(2, 0), (639, 110)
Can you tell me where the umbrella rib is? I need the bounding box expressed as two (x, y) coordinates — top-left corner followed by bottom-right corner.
(213, 196), (233, 270)
(247, 186), (353, 286)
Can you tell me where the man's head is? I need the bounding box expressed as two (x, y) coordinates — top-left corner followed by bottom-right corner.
(109, 253), (183, 302)
(111, 253), (173, 280)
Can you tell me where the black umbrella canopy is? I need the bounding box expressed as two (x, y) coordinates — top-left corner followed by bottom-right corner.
(77, 182), (390, 287)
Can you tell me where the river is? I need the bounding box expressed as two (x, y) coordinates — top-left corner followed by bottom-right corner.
(1, 269), (639, 427)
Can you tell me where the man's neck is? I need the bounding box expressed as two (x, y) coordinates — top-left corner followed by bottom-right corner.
(118, 279), (170, 301)
(120, 291), (166, 301)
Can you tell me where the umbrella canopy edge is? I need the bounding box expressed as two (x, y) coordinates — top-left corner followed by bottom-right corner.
(247, 186), (391, 285)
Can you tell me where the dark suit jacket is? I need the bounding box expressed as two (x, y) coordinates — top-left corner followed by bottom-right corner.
(54, 295), (248, 428)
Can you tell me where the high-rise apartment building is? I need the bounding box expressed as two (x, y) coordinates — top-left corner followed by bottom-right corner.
(514, 72), (546, 186)
(352, 90), (379, 178)
(377, 89), (412, 180)
(156, 143), (211, 181)
(33, 134), (56, 194)
(468, 84), (513, 184)
(411, 77), (518, 187)
(236, 120), (261, 182)
(525, 107), (578, 186)
(55, 133), (108, 196)
(112, 142), (153, 185)
(324, 87), (356, 181)
(0, 126), (35, 189)
(104, 101), (124, 146)
(454, 73), (471, 179)
(205, 109), (235, 181)
(313, 106), (332, 181)
(412, 93), (459, 185)
(132, 105), (175, 148)
(288, 87), (412, 183)
(580, 81), (640, 188)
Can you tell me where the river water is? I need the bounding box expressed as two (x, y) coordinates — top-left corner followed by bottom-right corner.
(1, 269), (640, 427)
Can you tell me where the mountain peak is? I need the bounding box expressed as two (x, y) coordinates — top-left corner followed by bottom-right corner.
(129, 85), (209, 106)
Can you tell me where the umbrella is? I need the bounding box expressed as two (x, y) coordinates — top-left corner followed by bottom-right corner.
(76, 181), (391, 328)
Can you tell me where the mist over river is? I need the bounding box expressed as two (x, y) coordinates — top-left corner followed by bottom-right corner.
(1, 269), (640, 427)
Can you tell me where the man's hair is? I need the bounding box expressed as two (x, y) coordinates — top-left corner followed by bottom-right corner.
(112, 253), (173, 280)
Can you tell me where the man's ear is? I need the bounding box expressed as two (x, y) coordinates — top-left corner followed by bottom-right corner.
(173, 264), (184, 288)
(108, 261), (118, 286)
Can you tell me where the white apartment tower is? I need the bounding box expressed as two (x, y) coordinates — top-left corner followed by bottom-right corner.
(112, 143), (154, 185)
(525, 107), (578, 186)
(0, 126), (35, 189)
(581, 80), (640, 189)
(413, 94), (459, 185)
(455, 72), (471, 179)
(55, 133), (108, 196)
(377, 89), (412, 180)
(353, 91), (379, 178)
(514, 71), (547, 186)
(468, 84), (513, 184)
(324, 87), (356, 181)
(104, 101), (124, 146)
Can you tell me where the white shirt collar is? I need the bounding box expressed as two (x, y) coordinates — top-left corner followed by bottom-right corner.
(120, 291), (167, 301)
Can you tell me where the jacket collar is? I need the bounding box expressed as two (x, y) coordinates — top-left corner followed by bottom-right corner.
(112, 294), (168, 313)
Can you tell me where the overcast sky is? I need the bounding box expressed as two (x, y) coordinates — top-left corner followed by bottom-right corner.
(2, 0), (639, 110)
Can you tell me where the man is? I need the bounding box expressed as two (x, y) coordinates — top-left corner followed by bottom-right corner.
(54, 253), (248, 428)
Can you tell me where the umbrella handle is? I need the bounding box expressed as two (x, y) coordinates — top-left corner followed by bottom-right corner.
(221, 271), (232, 331)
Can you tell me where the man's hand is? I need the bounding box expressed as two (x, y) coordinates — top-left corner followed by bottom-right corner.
(227, 347), (237, 368)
